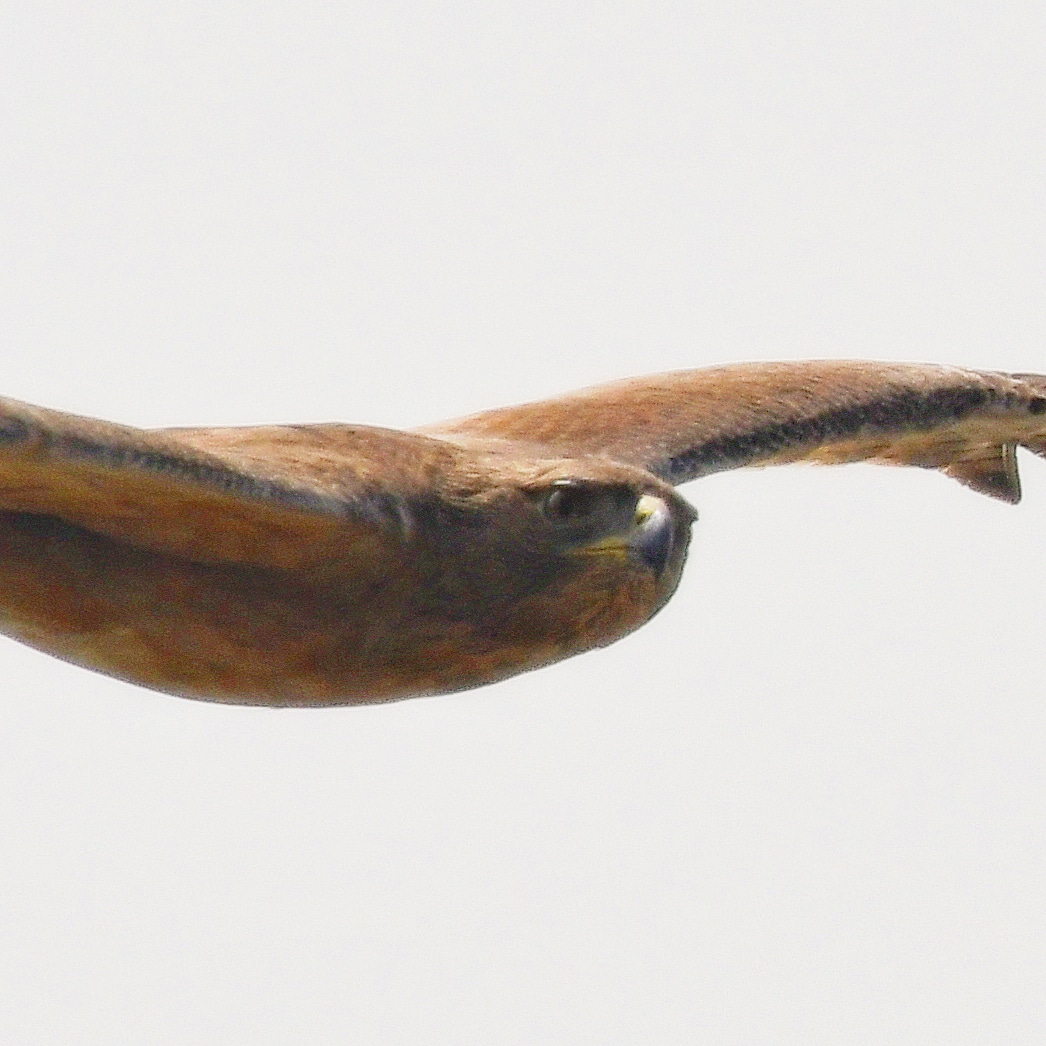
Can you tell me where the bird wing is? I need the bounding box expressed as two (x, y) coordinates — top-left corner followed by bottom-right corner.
(424, 361), (1046, 503)
(0, 397), (450, 570)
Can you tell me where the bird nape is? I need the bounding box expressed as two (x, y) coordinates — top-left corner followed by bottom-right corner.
(0, 359), (1043, 705)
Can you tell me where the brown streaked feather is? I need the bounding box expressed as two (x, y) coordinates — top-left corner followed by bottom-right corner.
(0, 397), (457, 569)
(426, 361), (1046, 502)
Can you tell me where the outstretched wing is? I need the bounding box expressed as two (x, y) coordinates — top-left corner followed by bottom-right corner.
(0, 397), (452, 570)
(425, 361), (1046, 504)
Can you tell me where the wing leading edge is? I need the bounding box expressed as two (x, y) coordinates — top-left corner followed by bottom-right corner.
(426, 361), (1046, 504)
(0, 397), (454, 570)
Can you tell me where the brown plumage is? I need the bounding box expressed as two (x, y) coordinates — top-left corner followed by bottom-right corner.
(0, 360), (1044, 705)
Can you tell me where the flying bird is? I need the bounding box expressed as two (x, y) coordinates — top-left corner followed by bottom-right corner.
(0, 360), (1043, 706)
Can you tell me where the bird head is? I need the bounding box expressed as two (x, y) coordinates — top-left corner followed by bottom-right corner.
(404, 453), (697, 689)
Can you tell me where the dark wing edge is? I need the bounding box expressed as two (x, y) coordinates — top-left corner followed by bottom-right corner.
(423, 361), (1046, 504)
(0, 397), (447, 569)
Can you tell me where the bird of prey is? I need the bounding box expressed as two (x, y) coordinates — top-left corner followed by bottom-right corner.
(0, 360), (1043, 706)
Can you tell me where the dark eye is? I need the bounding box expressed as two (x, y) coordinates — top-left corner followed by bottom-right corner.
(539, 480), (639, 534)
(542, 480), (604, 524)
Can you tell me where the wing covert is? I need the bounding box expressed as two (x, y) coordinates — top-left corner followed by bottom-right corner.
(0, 397), (453, 569)
(426, 361), (1046, 503)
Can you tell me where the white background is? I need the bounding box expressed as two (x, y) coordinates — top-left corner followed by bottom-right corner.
(2, 3), (1045, 1043)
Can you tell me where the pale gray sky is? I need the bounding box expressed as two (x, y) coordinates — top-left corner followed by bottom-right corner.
(2, 3), (1045, 1042)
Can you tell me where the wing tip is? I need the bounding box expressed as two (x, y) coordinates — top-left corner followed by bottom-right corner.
(942, 443), (1023, 504)
(1024, 436), (1046, 461)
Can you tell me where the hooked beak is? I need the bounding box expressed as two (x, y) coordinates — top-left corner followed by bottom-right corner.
(630, 494), (679, 573)
(576, 494), (685, 575)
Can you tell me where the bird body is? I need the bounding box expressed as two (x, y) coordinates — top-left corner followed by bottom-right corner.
(0, 360), (1043, 705)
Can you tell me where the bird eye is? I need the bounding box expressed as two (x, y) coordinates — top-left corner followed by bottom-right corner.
(539, 480), (639, 533)
(542, 481), (602, 523)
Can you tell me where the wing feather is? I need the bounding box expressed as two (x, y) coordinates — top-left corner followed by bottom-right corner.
(426, 361), (1046, 503)
(0, 397), (452, 569)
